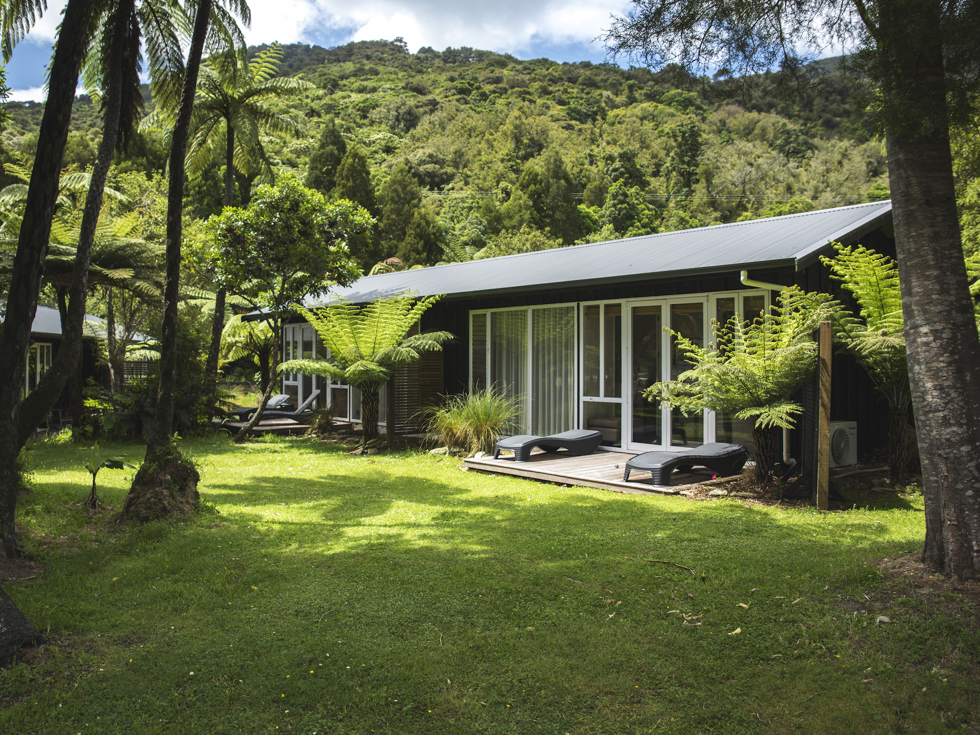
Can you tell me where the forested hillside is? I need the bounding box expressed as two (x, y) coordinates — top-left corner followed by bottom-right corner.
(0, 39), (899, 271)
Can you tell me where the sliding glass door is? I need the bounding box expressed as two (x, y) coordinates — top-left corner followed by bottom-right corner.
(629, 304), (662, 446)
(581, 302), (624, 447)
(478, 305), (576, 435)
(472, 290), (768, 452)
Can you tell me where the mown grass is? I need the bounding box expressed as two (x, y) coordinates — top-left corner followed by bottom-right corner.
(1, 436), (976, 734)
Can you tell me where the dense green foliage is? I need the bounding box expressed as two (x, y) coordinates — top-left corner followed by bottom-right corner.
(424, 387), (520, 455)
(2, 40), (896, 271)
(824, 244), (913, 485)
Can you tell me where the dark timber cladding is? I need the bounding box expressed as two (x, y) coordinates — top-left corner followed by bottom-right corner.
(302, 202), (895, 448)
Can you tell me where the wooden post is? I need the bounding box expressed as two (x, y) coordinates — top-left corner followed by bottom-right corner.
(815, 321), (832, 510)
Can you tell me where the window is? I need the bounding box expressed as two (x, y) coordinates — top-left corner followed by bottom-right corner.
(472, 305), (576, 435)
(24, 342), (52, 397)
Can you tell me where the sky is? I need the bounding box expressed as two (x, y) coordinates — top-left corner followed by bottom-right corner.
(3, 0), (634, 102)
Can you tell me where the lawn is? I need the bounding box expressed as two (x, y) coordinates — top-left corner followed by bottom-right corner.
(1, 436), (977, 734)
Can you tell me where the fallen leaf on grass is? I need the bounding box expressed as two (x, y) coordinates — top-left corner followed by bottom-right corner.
(666, 609), (680, 614)
(736, 603), (749, 609)
(682, 613), (702, 621)
(683, 621), (702, 627)
(792, 598), (802, 604)
(729, 628), (742, 635)
(876, 616), (891, 625)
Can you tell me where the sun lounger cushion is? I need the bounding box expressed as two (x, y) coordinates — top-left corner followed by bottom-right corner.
(494, 430), (603, 462)
(623, 443), (749, 486)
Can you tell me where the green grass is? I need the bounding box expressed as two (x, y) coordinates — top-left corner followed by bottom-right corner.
(2, 436), (976, 734)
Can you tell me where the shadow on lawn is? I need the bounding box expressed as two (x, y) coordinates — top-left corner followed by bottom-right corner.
(200, 459), (918, 584)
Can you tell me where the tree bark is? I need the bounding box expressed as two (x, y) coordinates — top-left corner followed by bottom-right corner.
(887, 404), (912, 487)
(0, 0), (95, 556)
(147, 0), (213, 452)
(204, 128), (237, 415)
(879, 0), (980, 579)
(18, 0), (134, 442)
(360, 386), (381, 444)
(751, 424), (778, 487)
(0, 585), (44, 667)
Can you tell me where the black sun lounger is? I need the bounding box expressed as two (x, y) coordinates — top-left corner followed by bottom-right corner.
(229, 393), (291, 420)
(623, 443), (749, 486)
(259, 389), (320, 420)
(494, 429), (603, 462)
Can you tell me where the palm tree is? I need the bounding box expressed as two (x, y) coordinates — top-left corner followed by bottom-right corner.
(179, 43), (313, 408)
(123, 0), (250, 523)
(282, 295), (454, 446)
(219, 315), (275, 394)
(6, 0), (186, 444)
(0, 0), (100, 656)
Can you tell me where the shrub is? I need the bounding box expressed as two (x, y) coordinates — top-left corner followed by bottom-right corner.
(425, 388), (519, 455)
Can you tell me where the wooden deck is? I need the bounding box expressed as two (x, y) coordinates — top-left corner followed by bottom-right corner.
(464, 449), (732, 495)
(216, 418), (311, 436)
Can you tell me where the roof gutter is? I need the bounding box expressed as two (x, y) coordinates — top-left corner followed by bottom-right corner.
(740, 270), (787, 291)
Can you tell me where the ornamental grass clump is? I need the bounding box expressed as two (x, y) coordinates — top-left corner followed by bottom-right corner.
(425, 388), (519, 455)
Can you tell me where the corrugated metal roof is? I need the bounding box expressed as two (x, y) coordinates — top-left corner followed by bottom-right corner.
(29, 305), (112, 339)
(315, 200), (893, 305)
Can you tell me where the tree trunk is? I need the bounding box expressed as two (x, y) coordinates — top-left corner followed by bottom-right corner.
(0, 585), (44, 667)
(0, 0), (95, 556)
(204, 286), (227, 414)
(18, 0), (136, 445)
(146, 0), (213, 452)
(879, 0), (980, 579)
(203, 128), (237, 415)
(360, 387), (381, 444)
(106, 288), (125, 393)
(751, 423), (778, 487)
(887, 403), (913, 488)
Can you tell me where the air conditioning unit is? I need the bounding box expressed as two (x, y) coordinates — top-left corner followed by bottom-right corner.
(829, 421), (858, 467)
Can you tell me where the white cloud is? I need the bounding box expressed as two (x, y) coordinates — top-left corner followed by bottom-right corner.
(296, 0), (630, 56)
(8, 0), (631, 97)
(8, 86), (47, 103)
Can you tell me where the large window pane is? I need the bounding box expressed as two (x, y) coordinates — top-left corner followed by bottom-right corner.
(331, 387), (349, 419)
(631, 305), (662, 446)
(584, 402), (621, 447)
(670, 303), (704, 447)
(743, 294), (766, 322)
(490, 310), (528, 432)
(603, 304), (622, 397)
(582, 305), (600, 396)
(532, 307), (575, 436)
(471, 313), (488, 390)
(716, 412), (756, 457)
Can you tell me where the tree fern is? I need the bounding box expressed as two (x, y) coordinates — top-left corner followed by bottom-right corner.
(822, 243), (912, 484)
(644, 286), (839, 482)
(282, 294), (454, 444)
